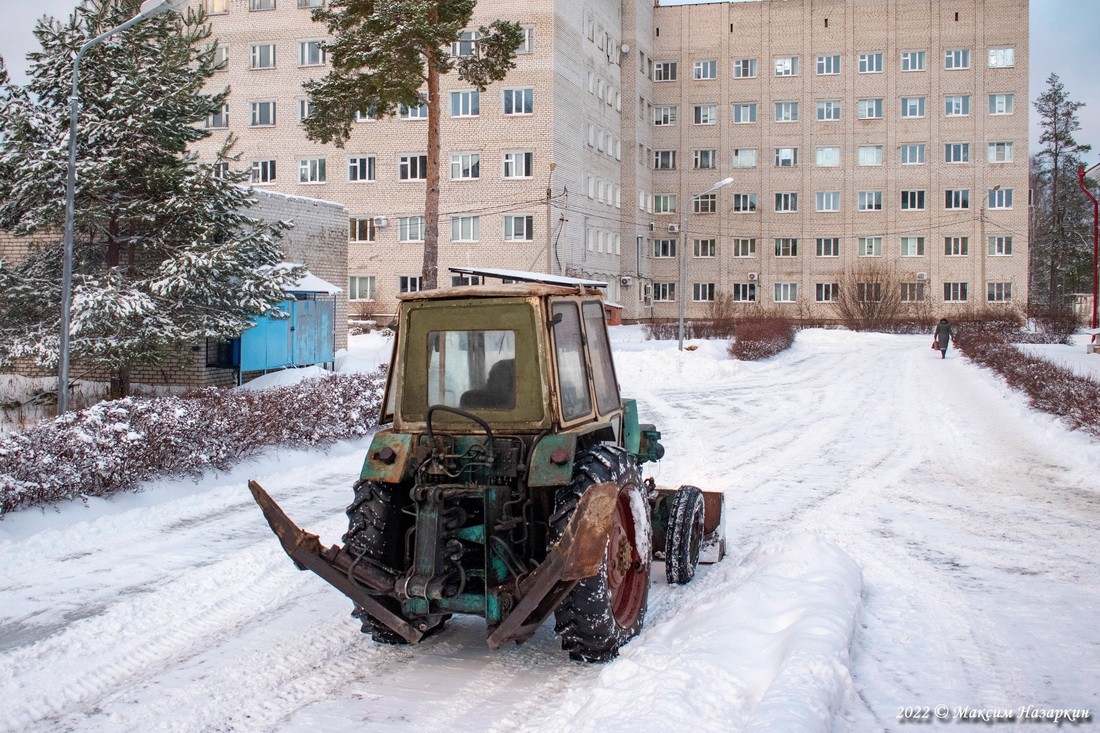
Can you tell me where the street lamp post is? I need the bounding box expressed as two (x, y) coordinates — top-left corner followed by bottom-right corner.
(678, 177), (734, 350)
(56, 0), (188, 414)
(1077, 162), (1100, 335)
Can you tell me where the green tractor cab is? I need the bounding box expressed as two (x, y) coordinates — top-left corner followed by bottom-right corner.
(249, 270), (724, 662)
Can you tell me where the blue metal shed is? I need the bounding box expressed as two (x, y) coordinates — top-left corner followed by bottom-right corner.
(238, 266), (341, 374)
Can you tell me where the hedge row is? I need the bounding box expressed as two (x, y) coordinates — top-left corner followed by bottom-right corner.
(727, 316), (797, 361)
(0, 368), (386, 515)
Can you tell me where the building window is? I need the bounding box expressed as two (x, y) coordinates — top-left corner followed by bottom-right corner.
(212, 162), (229, 178)
(399, 154), (428, 180)
(858, 236), (883, 256)
(349, 218), (377, 243)
(945, 189), (970, 209)
(858, 145), (883, 166)
(398, 216), (425, 242)
(503, 215), (534, 241)
(726, 193), (754, 213)
(732, 283), (757, 302)
(399, 276), (422, 293)
(694, 239), (716, 258)
(901, 144), (926, 164)
(250, 0), (274, 10)
(693, 104), (718, 125)
(944, 282), (969, 302)
(517, 26), (534, 54)
(207, 104), (229, 128)
(654, 194), (677, 213)
(817, 100), (841, 120)
(298, 0), (323, 7)
(858, 52), (883, 73)
(653, 105), (678, 126)
(732, 148), (757, 167)
(775, 193), (798, 212)
(203, 0), (228, 13)
(451, 30), (476, 57)
(816, 283), (840, 302)
(945, 49), (970, 69)
(858, 191), (883, 211)
(774, 283), (798, 302)
(451, 90), (480, 117)
(858, 283), (883, 302)
(250, 159), (276, 184)
(450, 215), (480, 242)
(654, 61), (677, 81)
(694, 193), (717, 214)
(250, 43), (276, 69)
(988, 282), (1013, 302)
(653, 239), (677, 258)
(858, 98), (883, 119)
(503, 88), (534, 115)
(817, 191), (840, 212)
(733, 58), (757, 78)
(399, 101), (428, 119)
(900, 236), (925, 256)
(774, 56), (798, 76)
(774, 101), (798, 122)
(355, 110), (376, 122)
(694, 60), (717, 79)
(945, 236), (969, 256)
(901, 190), (926, 210)
(989, 94), (1015, 115)
(817, 238), (840, 257)
(988, 47), (1015, 68)
(348, 275), (375, 301)
(450, 152), (480, 180)
(816, 147), (840, 167)
(775, 147), (798, 167)
(348, 156), (375, 182)
(901, 97), (925, 117)
(451, 274), (484, 286)
(732, 238), (756, 257)
(693, 149), (717, 169)
(299, 40), (325, 66)
(775, 238), (798, 257)
(945, 95), (971, 116)
(693, 283), (717, 302)
(653, 283), (676, 301)
(901, 50), (926, 71)
(988, 188), (1013, 209)
(988, 236), (1013, 255)
(901, 282), (926, 302)
(298, 157), (325, 183)
(653, 150), (676, 170)
(816, 54), (841, 75)
(988, 142), (1014, 163)
(501, 151), (532, 179)
(733, 103), (757, 123)
(211, 43), (228, 70)
(945, 143), (970, 163)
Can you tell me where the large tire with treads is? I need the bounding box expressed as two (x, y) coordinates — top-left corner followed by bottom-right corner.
(665, 485), (705, 585)
(343, 478), (413, 644)
(551, 445), (651, 662)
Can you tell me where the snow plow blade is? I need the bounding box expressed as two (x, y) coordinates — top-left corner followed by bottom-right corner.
(247, 480), (424, 644)
(698, 490), (726, 563)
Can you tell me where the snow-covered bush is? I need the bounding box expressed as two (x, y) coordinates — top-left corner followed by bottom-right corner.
(0, 368), (387, 515)
(727, 316), (796, 361)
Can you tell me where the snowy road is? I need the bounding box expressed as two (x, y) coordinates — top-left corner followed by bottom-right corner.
(2, 330), (1098, 732)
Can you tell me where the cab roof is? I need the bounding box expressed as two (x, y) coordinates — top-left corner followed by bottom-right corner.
(398, 282), (606, 301)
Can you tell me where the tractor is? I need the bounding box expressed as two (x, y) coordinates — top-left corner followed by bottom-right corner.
(249, 269), (724, 662)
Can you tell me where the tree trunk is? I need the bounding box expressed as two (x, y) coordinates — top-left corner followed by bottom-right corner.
(110, 366), (131, 400)
(421, 62), (441, 290)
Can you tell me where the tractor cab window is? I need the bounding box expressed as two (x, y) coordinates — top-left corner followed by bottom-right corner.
(551, 302), (592, 421)
(582, 301), (620, 415)
(427, 330), (516, 410)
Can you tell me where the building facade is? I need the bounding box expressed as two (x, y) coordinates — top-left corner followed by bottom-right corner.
(193, 0), (1029, 322)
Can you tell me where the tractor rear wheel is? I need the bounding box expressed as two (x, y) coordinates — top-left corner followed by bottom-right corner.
(665, 485), (705, 585)
(551, 445), (651, 662)
(343, 479), (414, 644)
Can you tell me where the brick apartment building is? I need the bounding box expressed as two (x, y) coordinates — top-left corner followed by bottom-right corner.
(192, 0), (1029, 323)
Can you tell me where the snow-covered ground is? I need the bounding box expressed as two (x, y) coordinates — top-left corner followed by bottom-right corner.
(1017, 333), (1100, 380)
(1, 328), (1098, 732)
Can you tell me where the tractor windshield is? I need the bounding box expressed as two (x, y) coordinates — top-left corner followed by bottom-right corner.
(427, 330), (516, 409)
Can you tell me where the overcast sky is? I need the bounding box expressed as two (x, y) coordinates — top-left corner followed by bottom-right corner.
(0, 0), (1097, 167)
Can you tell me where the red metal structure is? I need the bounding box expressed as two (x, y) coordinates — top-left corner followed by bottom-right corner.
(1078, 164), (1100, 334)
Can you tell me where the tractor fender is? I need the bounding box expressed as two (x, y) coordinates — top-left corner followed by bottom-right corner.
(359, 430), (415, 484)
(528, 422), (616, 487)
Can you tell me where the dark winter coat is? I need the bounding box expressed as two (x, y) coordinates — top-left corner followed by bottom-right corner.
(935, 320), (952, 350)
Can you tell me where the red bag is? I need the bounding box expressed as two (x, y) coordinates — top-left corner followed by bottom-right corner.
(931, 341), (939, 350)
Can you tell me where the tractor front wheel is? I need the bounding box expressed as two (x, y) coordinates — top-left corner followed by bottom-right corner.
(551, 445), (651, 662)
(665, 485), (705, 585)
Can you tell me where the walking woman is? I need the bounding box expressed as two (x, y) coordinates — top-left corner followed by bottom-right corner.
(934, 318), (952, 359)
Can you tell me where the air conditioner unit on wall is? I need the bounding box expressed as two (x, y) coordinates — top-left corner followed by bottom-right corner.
(747, 272), (759, 281)
(916, 272), (928, 280)
(373, 216), (389, 228)
(667, 223), (680, 233)
(620, 276), (633, 286)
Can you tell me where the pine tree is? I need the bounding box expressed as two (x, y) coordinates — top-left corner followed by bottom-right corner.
(1032, 73), (1093, 305)
(0, 0), (303, 399)
(303, 0), (524, 289)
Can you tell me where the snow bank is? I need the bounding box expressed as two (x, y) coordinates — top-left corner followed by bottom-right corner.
(535, 533), (862, 733)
